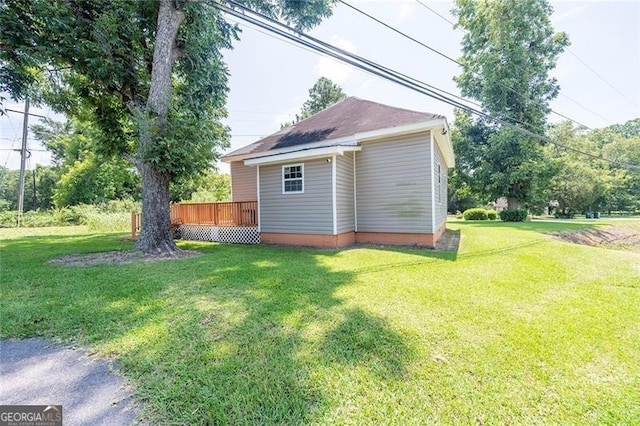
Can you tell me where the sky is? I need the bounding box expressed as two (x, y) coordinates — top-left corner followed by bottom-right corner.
(1, 0), (639, 173)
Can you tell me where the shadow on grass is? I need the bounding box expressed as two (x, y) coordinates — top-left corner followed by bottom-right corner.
(457, 220), (602, 234)
(1, 235), (415, 424)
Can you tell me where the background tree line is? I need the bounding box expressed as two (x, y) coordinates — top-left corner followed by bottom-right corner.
(0, 112), (231, 214)
(449, 0), (638, 219)
(449, 117), (640, 217)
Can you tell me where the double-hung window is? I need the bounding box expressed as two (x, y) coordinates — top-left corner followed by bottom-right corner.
(283, 164), (304, 193)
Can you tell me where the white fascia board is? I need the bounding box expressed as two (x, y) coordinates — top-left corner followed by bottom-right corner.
(244, 145), (362, 166)
(222, 135), (357, 163)
(354, 118), (446, 142)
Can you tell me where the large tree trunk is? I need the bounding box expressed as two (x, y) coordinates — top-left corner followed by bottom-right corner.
(134, 0), (185, 255)
(136, 163), (177, 254)
(506, 197), (520, 211)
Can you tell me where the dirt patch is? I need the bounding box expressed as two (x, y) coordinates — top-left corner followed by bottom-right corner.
(552, 226), (640, 251)
(49, 249), (201, 266)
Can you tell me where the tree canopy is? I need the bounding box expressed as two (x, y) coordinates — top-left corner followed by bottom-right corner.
(1, 0), (335, 252)
(282, 77), (347, 127)
(452, 0), (569, 213)
(546, 119), (640, 217)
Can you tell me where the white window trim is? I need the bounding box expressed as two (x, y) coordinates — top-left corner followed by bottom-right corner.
(282, 163), (304, 194)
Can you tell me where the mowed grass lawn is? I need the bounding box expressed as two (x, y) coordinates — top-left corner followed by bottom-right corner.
(1, 220), (639, 424)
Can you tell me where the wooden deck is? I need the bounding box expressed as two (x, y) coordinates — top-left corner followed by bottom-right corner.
(131, 201), (258, 239)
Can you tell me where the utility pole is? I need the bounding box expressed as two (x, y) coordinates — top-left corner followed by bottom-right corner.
(17, 98), (30, 227)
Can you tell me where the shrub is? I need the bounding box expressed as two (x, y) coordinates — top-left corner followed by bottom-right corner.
(0, 210), (17, 227)
(53, 208), (82, 225)
(463, 208), (488, 221)
(486, 210), (498, 220)
(0, 199), (140, 229)
(84, 212), (131, 232)
(20, 210), (59, 227)
(499, 209), (528, 222)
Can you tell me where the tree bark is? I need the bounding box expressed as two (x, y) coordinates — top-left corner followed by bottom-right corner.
(506, 196), (520, 211)
(133, 0), (185, 255)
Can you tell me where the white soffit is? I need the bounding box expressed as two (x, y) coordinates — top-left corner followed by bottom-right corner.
(244, 145), (362, 166)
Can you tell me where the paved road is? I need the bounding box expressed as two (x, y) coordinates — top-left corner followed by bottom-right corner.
(0, 338), (141, 425)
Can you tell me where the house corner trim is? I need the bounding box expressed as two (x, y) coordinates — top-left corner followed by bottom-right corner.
(256, 165), (261, 233)
(332, 155), (337, 235)
(430, 132), (436, 234)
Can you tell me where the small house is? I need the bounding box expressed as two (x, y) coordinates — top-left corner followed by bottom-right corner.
(220, 97), (454, 248)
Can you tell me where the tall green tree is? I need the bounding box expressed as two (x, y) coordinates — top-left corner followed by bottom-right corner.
(546, 120), (640, 217)
(282, 77), (347, 127)
(31, 117), (140, 207)
(1, 0), (334, 253)
(0, 164), (56, 211)
(452, 0), (569, 212)
(301, 77), (347, 118)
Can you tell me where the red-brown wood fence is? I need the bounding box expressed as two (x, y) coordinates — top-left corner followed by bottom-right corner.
(131, 201), (257, 239)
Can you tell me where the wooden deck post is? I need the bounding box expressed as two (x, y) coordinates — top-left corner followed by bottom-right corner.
(131, 211), (137, 239)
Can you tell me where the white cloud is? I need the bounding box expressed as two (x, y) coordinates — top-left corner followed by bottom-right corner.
(315, 36), (357, 84)
(394, 0), (418, 25)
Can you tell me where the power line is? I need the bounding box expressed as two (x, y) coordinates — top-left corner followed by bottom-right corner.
(340, 0), (598, 130)
(4, 108), (48, 119)
(415, 0), (456, 27)
(413, 0), (624, 124)
(212, 0), (639, 171)
(228, 8), (490, 128)
(340, 0), (462, 67)
(0, 148), (47, 152)
(565, 47), (640, 110)
(2, 116), (19, 168)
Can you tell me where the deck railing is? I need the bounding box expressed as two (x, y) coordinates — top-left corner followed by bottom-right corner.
(131, 201), (258, 239)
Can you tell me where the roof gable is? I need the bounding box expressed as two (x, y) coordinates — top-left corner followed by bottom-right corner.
(222, 97), (444, 160)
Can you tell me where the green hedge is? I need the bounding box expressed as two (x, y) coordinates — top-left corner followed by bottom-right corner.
(463, 208), (488, 221)
(463, 208), (500, 221)
(499, 209), (528, 222)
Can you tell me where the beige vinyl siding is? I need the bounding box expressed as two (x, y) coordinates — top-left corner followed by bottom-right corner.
(433, 142), (448, 228)
(260, 159), (333, 234)
(336, 152), (355, 233)
(230, 162), (257, 202)
(356, 132), (433, 233)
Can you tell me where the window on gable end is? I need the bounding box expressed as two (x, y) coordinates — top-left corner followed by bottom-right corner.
(283, 164), (304, 193)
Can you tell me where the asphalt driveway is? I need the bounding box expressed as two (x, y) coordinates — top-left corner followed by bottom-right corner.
(0, 338), (140, 425)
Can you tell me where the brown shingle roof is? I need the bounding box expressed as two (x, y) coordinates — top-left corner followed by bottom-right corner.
(222, 97), (443, 160)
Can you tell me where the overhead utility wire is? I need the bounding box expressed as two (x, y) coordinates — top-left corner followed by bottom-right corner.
(224, 14), (487, 127)
(220, 0), (637, 169)
(213, 0), (639, 171)
(415, 0), (456, 26)
(220, 2), (489, 118)
(565, 47), (640, 109)
(412, 0), (622, 124)
(340, 0), (595, 130)
(226, 16), (484, 126)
